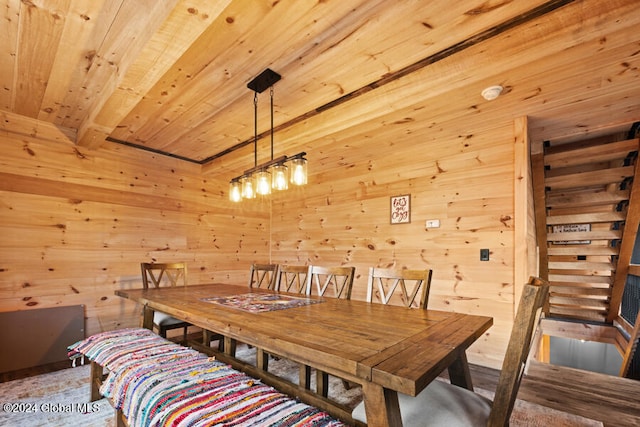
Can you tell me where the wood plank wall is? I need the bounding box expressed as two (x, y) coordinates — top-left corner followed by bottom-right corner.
(1, 108), (520, 369)
(0, 112), (266, 339)
(263, 120), (520, 369)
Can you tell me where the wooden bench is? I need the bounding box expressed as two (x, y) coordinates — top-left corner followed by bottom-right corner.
(68, 328), (351, 427)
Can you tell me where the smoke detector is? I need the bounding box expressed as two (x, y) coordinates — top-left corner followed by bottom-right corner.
(481, 85), (503, 101)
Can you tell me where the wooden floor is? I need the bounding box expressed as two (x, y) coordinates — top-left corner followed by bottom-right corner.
(440, 362), (640, 427)
(520, 361), (640, 427)
(4, 351), (640, 426)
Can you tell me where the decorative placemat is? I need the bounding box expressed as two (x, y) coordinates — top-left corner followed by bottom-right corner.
(201, 293), (324, 313)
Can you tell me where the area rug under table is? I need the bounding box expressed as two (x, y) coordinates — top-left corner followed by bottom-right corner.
(0, 364), (114, 427)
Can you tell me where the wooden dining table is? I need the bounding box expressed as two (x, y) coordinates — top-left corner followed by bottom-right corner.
(115, 283), (493, 427)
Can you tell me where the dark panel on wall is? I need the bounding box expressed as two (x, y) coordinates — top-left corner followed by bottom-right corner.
(0, 305), (85, 373)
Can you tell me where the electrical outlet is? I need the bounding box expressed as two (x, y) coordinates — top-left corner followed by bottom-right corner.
(480, 249), (490, 261)
(425, 219), (440, 229)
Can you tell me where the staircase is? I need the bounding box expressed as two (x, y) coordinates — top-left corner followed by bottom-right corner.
(532, 128), (640, 323)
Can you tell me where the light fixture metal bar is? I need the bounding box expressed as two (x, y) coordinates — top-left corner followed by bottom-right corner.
(243, 155), (288, 176)
(234, 151), (307, 180)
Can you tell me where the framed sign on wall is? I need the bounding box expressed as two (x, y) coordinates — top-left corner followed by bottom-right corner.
(552, 223), (591, 244)
(390, 194), (411, 224)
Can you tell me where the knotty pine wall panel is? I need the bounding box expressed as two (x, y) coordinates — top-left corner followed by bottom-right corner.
(270, 121), (517, 368)
(0, 124), (267, 338)
(1, 112), (523, 368)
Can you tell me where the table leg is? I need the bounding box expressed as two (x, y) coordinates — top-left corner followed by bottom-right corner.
(316, 370), (329, 397)
(256, 348), (269, 371)
(224, 336), (237, 357)
(90, 361), (103, 402)
(141, 304), (154, 330)
(447, 350), (474, 391)
(361, 381), (403, 427)
(116, 408), (127, 427)
(299, 365), (311, 390)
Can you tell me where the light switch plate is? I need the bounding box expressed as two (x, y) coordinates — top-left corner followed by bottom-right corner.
(425, 219), (440, 228)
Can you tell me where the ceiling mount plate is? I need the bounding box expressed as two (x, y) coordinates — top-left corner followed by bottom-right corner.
(247, 68), (281, 93)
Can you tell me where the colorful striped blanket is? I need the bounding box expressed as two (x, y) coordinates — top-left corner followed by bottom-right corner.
(68, 328), (346, 427)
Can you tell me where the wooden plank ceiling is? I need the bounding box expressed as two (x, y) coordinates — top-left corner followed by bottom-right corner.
(1, 0), (639, 171)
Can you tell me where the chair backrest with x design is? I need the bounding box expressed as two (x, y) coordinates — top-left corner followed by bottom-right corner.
(248, 263), (279, 290)
(140, 262), (191, 341)
(366, 267), (433, 309)
(306, 265), (355, 299)
(276, 265), (309, 294)
(141, 262), (188, 289)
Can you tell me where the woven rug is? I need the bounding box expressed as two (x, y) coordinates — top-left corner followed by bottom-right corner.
(0, 346), (603, 427)
(0, 364), (114, 426)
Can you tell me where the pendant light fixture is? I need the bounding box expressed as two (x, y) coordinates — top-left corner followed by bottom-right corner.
(229, 68), (307, 202)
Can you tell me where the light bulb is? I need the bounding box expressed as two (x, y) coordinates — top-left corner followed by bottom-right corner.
(290, 157), (307, 186)
(242, 176), (255, 199)
(229, 181), (242, 202)
(271, 164), (288, 190)
(255, 170), (271, 195)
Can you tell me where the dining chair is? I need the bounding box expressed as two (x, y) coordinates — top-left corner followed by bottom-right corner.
(244, 263), (280, 367)
(275, 265), (309, 293)
(248, 263), (279, 290)
(140, 262), (191, 343)
(250, 264), (311, 377)
(306, 265), (355, 299)
(352, 276), (549, 426)
(336, 267), (434, 391)
(304, 265), (356, 396)
(366, 267), (433, 309)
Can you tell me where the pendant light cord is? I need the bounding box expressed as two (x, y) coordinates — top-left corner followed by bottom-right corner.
(253, 91), (258, 168)
(270, 86), (274, 161)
